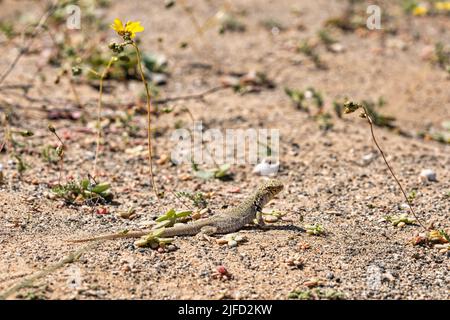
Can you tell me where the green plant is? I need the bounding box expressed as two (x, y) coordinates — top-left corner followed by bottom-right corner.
(317, 29), (337, 47)
(314, 112), (334, 131)
(154, 208), (193, 229)
(41, 145), (60, 164)
(261, 19), (285, 32)
(297, 41), (326, 69)
(285, 87), (323, 112)
(402, 0), (419, 14)
(175, 191), (208, 209)
(192, 162), (232, 180)
(360, 98), (396, 129)
(434, 42), (450, 73)
(218, 13), (246, 33)
(0, 112), (34, 175)
(134, 228), (174, 248)
(305, 224), (325, 236)
(51, 178), (113, 205)
(0, 21), (16, 39)
(407, 189), (417, 202)
(385, 214), (416, 227)
(417, 120), (450, 144)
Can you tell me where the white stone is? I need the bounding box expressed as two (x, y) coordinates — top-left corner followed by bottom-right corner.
(253, 158), (280, 176)
(329, 43), (345, 53)
(419, 169), (437, 182)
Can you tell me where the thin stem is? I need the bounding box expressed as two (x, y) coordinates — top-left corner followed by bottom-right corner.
(363, 107), (427, 230)
(68, 77), (82, 108)
(154, 85), (227, 104)
(132, 43), (159, 198)
(182, 107), (221, 171)
(50, 129), (65, 185)
(86, 68), (101, 77)
(170, 190), (193, 211)
(93, 57), (115, 177)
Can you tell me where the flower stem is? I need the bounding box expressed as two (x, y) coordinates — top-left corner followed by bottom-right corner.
(362, 106), (427, 231)
(93, 56), (116, 177)
(132, 42), (159, 198)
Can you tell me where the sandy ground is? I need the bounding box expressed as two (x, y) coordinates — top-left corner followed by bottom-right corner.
(0, 0), (449, 299)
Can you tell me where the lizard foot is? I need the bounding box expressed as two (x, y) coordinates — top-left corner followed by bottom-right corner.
(195, 226), (218, 242)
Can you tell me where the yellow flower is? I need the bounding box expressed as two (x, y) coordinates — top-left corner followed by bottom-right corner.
(111, 18), (144, 39)
(412, 5), (428, 16)
(435, 1), (450, 11)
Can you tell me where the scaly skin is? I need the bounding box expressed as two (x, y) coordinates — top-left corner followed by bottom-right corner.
(69, 179), (284, 243)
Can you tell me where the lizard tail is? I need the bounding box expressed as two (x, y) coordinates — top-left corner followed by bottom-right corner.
(67, 230), (151, 243)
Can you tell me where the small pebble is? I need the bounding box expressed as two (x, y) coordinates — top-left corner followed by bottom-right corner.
(228, 240), (238, 248)
(157, 247), (165, 253)
(298, 242), (311, 250)
(167, 244), (177, 252)
(26, 196), (36, 202)
(191, 211), (202, 220)
(216, 265), (228, 275)
(362, 153), (376, 165)
(179, 173), (191, 181)
(419, 169), (437, 182)
(263, 215), (279, 223)
(329, 43), (345, 53)
(253, 158), (280, 176)
(216, 238), (229, 245)
(96, 207), (109, 215)
(156, 154), (169, 165)
(151, 73), (167, 85)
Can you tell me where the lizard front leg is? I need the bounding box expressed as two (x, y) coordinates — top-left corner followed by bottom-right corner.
(255, 212), (268, 229)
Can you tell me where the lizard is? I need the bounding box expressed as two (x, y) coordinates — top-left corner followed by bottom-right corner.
(69, 179), (284, 243)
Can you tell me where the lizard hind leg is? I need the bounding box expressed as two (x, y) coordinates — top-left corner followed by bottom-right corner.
(195, 226), (218, 242)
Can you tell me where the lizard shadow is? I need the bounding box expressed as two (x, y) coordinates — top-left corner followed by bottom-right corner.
(242, 224), (306, 233)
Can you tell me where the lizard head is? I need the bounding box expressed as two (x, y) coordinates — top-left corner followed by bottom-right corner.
(257, 179), (284, 205)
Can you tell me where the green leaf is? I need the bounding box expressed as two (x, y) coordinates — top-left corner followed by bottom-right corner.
(156, 208), (176, 222)
(80, 179), (89, 190)
(91, 182), (110, 194)
(194, 170), (215, 180)
(215, 163), (230, 178)
(439, 230), (450, 243)
(175, 210), (192, 218)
